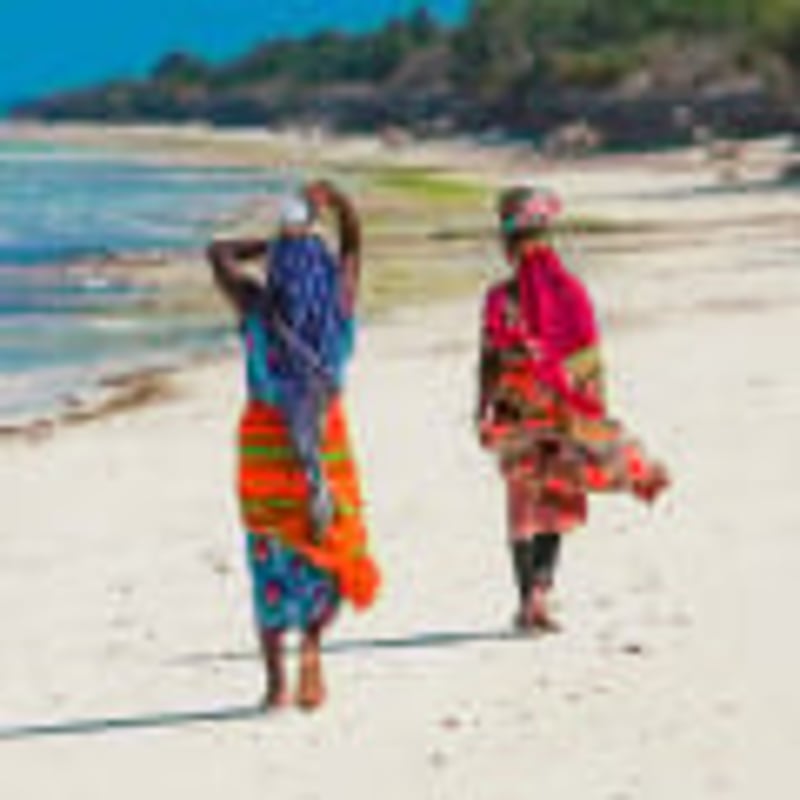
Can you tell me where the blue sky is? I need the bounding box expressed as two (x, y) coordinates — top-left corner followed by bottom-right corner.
(0, 0), (469, 108)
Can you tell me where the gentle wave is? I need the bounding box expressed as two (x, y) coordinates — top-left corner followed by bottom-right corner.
(0, 137), (288, 423)
(0, 140), (283, 266)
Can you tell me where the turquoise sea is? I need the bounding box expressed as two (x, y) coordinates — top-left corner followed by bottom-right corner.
(0, 137), (284, 423)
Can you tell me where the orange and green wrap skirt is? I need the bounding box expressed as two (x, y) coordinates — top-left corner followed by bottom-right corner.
(238, 398), (380, 630)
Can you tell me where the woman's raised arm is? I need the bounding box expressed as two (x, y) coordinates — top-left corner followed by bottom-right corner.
(306, 181), (361, 310)
(206, 238), (268, 313)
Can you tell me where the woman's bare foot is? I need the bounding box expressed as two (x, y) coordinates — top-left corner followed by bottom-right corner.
(296, 630), (326, 711)
(532, 612), (562, 633)
(260, 685), (290, 711)
(297, 668), (326, 711)
(515, 585), (561, 634)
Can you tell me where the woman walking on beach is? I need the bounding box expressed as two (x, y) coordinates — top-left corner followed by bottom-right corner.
(208, 181), (379, 710)
(477, 186), (669, 632)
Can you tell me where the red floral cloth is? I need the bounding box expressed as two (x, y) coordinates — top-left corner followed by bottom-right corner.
(479, 250), (668, 537)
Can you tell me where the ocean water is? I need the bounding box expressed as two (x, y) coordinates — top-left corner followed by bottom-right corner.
(0, 138), (285, 424)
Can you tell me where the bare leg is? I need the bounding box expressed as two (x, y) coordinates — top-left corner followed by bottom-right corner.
(259, 629), (289, 709)
(296, 624), (326, 711)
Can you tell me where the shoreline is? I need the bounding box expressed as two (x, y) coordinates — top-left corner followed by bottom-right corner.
(0, 126), (281, 434)
(0, 348), (233, 441)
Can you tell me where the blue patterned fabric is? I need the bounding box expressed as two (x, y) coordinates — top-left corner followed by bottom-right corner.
(246, 534), (340, 633)
(242, 311), (355, 405)
(253, 234), (355, 535)
(262, 235), (354, 391)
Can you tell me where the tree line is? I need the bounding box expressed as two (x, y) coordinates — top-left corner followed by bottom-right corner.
(13, 1), (800, 145)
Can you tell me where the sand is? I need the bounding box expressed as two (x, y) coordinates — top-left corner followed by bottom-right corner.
(0, 127), (798, 798)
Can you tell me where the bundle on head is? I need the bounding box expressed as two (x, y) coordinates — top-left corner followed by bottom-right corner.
(498, 186), (562, 246)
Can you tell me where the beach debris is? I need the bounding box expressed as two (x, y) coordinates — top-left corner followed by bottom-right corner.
(542, 120), (603, 159)
(620, 641), (647, 656)
(439, 714), (462, 731)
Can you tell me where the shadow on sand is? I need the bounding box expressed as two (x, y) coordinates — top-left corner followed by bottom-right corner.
(178, 626), (524, 665)
(0, 627), (525, 743)
(0, 704), (264, 742)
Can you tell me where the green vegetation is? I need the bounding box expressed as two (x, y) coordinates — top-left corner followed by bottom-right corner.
(13, 1), (800, 145)
(157, 7), (445, 90)
(452, 0), (800, 92)
(370, 167), (490, 204)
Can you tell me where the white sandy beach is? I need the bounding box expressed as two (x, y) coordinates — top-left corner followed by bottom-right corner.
(0, 133), (798, 798)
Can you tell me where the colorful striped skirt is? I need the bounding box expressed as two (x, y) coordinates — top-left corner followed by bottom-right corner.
(238, 398), (379, 632)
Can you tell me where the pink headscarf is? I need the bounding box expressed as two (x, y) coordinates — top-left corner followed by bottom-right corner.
(484, 242), (602, 417)
(499, 188), (563, 235)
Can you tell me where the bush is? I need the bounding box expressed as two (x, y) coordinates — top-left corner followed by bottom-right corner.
(547, 48), (642, 89)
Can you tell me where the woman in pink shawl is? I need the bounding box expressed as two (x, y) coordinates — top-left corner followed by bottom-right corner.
(477, 186), (669, 632)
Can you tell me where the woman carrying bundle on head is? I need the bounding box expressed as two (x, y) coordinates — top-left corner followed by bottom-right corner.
(208, 181), (379, 711)
(476, 186), (669, 633)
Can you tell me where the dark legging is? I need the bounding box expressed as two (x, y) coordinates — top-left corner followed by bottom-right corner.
(511, 533), (562, 601)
